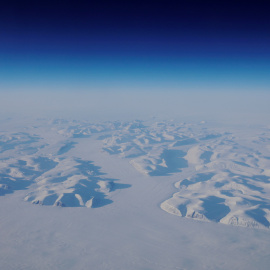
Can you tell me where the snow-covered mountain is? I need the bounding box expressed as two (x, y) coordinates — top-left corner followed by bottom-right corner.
(1, 118), (270, 230)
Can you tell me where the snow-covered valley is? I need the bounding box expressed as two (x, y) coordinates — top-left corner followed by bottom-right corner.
(1, 117), (270, 269)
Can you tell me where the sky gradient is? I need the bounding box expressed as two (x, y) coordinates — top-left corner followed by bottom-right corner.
(0, 1), (270, 121)
(1, 1), (269, 90)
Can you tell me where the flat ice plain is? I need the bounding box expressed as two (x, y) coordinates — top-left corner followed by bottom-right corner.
(1, 116), (270, 269)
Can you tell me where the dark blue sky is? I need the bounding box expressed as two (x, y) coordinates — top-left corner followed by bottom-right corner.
(1, 0), (270, 92)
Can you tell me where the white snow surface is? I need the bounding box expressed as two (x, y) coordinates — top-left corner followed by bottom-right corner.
(1, 117), (270, 269)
